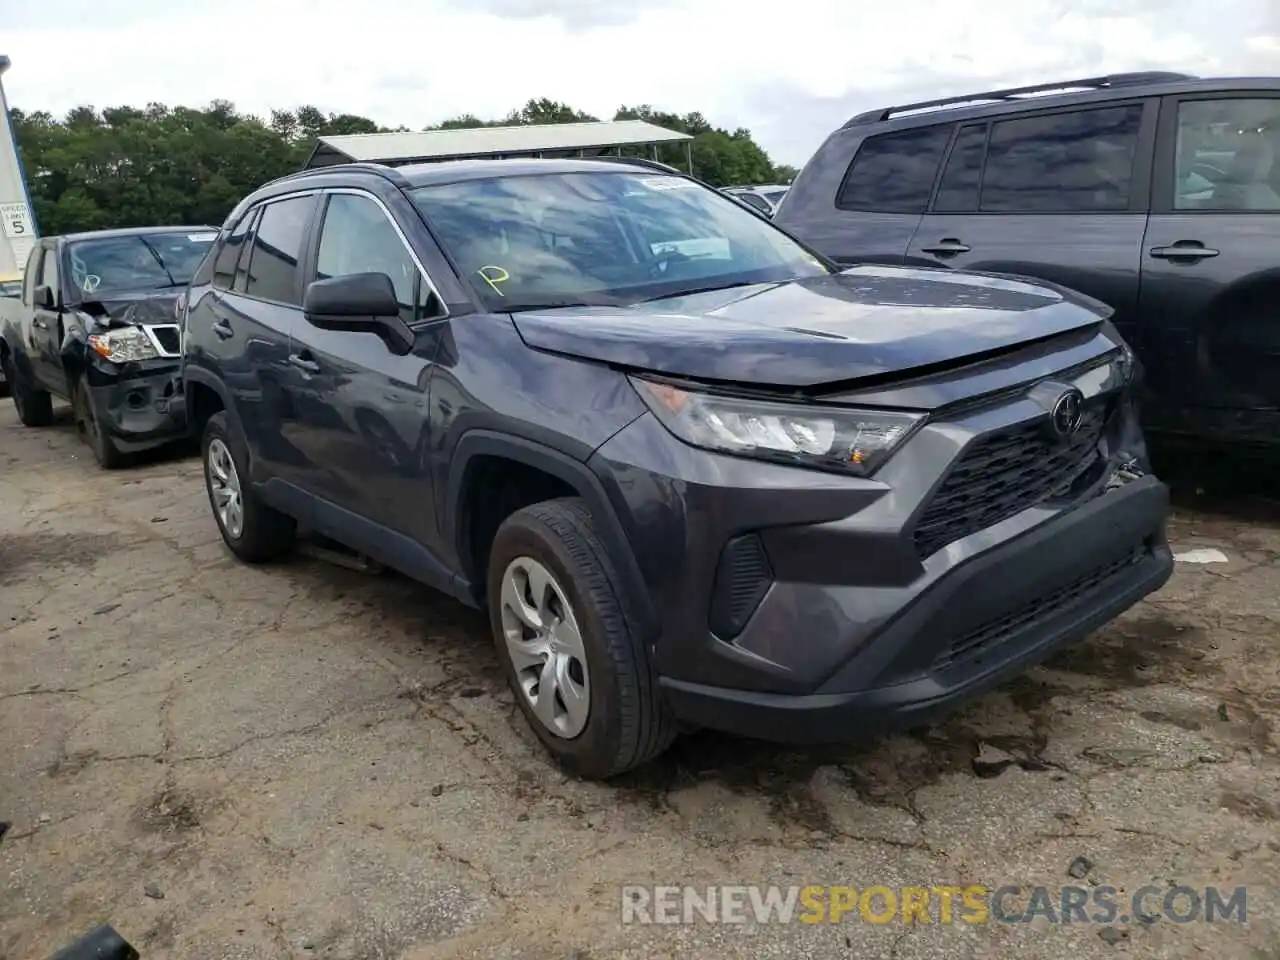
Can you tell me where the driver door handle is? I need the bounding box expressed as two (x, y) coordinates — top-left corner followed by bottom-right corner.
(212, 319), (233, 340)
(289, 353), (321, 374)
(31, 317), (47, 329)
(922, 239), (971, 256)
(1149, 242), (1219, 260)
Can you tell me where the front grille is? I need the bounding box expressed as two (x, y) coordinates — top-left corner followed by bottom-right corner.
(913, 403), (1108, 559)
(146, 324), (182, 356)
(932, 544), (1147, 672)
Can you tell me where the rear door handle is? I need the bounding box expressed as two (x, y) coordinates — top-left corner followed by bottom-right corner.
(289, 353), (321, 374)
(922, 239), (971, 256)
(1149, 243), (1219, 260)
(212, 319), (234, 339)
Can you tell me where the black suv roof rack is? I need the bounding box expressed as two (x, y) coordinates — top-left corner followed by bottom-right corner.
(843, 71), (1198, 126)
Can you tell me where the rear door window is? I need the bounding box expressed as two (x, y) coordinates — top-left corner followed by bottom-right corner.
(836, 125), (953, 213)
(979, 104), (1145, 213)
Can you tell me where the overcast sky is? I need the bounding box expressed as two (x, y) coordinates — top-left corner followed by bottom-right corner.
(4, 0), (1280, 167)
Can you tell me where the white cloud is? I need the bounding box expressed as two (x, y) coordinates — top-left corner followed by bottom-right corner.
(4, 0), (1280, 166)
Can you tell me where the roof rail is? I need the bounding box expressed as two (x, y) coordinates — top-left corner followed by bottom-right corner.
(843, 71), (1198, 126)
(274, 161), (410, 188)
(578, 155), (684, 174)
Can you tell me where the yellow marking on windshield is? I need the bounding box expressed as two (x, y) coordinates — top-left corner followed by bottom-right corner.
(477, 265), (510, 296)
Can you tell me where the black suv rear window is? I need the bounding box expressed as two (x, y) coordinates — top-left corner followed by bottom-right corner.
(836, 125), (952, 214)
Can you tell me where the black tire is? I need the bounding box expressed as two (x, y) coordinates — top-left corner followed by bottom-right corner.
(73, 378), (127, 469)
(202, 410), (296, 563)
(7, 355), (53, 427)
(486, 497), (675, 779)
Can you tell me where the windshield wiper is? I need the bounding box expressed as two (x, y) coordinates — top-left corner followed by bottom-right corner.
(136, 236), (177, 287)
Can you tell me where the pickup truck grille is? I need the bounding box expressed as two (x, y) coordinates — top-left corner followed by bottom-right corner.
(144, 324), (182, 357)
(913, 402), (1108, 559)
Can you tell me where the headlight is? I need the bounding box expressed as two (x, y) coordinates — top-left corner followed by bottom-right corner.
(630, 376), (924, 476)
(88, 327), (159, 363)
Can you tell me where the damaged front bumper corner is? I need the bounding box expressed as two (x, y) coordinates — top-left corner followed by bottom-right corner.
(85, 359), (187, 453)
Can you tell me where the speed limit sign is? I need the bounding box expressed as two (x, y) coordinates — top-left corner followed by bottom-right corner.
(0, 203), (33, 238)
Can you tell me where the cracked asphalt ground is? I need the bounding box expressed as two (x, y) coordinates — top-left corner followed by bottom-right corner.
(1, 403), (1278, 960)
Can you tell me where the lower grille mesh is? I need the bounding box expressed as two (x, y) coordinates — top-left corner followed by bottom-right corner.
(932, 544), (1147, 672)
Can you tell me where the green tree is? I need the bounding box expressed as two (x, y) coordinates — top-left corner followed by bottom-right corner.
(11, 97), (795, 234)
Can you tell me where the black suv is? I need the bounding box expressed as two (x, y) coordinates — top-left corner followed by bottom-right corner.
(181, 157), (1173, 778)
(774, 71), (1280, 454)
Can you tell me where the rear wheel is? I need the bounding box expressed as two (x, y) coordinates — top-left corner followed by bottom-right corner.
(7, 355), (53, 427)
(202, 411), (296, 562)
(73, 378), (126, 469)
(487, 497), (675, 779)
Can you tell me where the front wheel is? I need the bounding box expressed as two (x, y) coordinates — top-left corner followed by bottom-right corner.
(487, 497), (675, 779)
(73, 378), (127, 469)
(202, 411), (296, 563)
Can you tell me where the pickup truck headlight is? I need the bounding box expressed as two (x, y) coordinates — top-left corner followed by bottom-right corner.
(630, 376), (925, 476)
(88, 327), (159, 363)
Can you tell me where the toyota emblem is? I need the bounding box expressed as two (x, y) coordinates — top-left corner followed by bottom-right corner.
(1050, 388), (1085, 437)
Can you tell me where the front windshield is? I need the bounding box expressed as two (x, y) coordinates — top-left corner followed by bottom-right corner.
(66, 231), (217, 296)
(410, 171), (829, 311)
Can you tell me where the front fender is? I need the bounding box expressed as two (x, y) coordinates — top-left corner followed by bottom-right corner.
(445, 429), (659, 643)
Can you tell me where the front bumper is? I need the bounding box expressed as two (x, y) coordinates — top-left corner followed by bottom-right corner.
(86, 361), (187, 453)
(659, 475), (1172, 742)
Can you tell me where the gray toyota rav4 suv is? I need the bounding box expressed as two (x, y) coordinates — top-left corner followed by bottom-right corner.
(181, 156), (1173, 778)
(774, 71), (1280, 454)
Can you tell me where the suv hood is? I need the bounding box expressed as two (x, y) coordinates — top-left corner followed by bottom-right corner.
(510, 264), (1111, 390)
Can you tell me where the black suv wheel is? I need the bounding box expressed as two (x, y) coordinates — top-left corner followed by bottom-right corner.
(201, 411), (296, 562)
(486, 497), (675, 779)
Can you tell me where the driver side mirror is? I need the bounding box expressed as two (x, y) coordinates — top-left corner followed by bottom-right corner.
(302, 272), (414, 355)
(33, 284), (56, 310)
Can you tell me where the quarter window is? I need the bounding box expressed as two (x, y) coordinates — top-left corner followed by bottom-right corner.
(1173, 98), (1280, 211)
(243, 196), (314, 305)
(315, 193), (421, 324)
(836, 125), (952, 214)
(980, 104), (1145, 213)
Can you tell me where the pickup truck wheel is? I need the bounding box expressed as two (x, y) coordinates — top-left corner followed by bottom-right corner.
(73, 379), (127, 469)
(487, 497), (675, 779)
(202, 411), (296, 562)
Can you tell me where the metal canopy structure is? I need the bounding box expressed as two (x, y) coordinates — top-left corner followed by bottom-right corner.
(304, 119), (695, 172)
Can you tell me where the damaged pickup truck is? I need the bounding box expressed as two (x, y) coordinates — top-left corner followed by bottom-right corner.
(0, 225), (217, 467)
